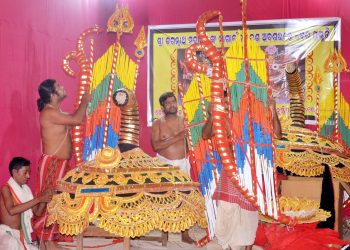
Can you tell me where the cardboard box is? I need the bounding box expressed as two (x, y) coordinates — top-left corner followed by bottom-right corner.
(281, 176), (343, 236)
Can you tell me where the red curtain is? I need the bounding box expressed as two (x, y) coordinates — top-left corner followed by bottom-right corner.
(1, 0), (350, 189)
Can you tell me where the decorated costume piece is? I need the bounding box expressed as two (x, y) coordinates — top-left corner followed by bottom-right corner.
(184, 7), (290, 235)
(275, 65), (350, 181)
(179, 0), (345, 247)
(47, 89), (207, 237)
(48, 146), (206, 237)
(46, 5), (207, 239)
(184, 2), (328, 227)
(259, 42), (350, 249)
(0, 178), (38, 250)
(271, 52), (350, 232)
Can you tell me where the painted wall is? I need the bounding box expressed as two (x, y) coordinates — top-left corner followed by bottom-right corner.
(0, 0), (349, 188)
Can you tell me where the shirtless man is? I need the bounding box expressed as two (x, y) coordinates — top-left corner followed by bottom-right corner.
(38, 79), (91, 159)
(0, 157), (53, 250)
(151, 91), (194, 244)
(151, 92), (190, 175)
(35, 79), (91, 249)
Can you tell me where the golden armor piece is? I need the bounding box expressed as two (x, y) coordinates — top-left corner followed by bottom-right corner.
(113, 88), (140, 148)
(274, 63), (350, 181)
(47, 147), (207, 237)
(285, 64), (305, 128)
(279, 196), (330, 222)
(260, 196), (331, 224)
(275, 125), (350, 181)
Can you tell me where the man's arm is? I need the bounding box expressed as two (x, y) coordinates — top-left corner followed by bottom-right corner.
(202, 115), (214, 140)
(151, 119), (185, 152)
(202, 103), (215, 140)
(1, 186), (52, 216)
(46, 92), (92, 126)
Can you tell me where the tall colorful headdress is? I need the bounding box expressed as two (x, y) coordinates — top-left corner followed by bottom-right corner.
(184, 6), (288, 226)
(47, 4), (207, 238)
(181, 1), (331, 242)
(63, 4), (146, 163)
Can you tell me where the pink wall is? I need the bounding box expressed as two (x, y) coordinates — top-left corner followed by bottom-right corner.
(1, 0), (350, 188)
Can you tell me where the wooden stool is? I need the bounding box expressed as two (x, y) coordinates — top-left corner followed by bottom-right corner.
(75, 226), (168, 249)
(139, 231), (168, 246)
(76, 226), (126, 250)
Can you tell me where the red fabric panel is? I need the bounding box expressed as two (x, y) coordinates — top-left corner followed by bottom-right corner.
(0, 0), (350, 190)
(255, 223), (347, 249)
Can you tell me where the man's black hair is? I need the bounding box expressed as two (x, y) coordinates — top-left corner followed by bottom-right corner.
(37, 79), (57, 112)
(159, 92), (176, 107)
(9, 157), (30, 176)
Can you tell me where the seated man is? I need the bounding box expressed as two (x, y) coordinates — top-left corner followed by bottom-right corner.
(0, 157), (53, 250)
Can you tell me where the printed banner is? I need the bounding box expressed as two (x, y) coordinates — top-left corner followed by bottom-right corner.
(147, 18), (340, 131)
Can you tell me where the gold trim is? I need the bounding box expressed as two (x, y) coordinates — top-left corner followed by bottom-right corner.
(47, 190), (207, 237)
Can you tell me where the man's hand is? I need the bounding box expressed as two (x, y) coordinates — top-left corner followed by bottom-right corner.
(81, 92), (92, 104)
(207, 102), (214, 116)
(268, 96), (276, 108)
(38, 189), (54, 203)
(178, 128), (188, 138)
(163, 128), (187, 142)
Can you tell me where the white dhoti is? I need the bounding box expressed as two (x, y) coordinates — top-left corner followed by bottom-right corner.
(215, 201), (258, 250)
(156, 154), (191, 177)
(0, 224), (38, 250)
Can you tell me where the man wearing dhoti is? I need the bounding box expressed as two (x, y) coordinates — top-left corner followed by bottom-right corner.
(0, 157), (53, 250)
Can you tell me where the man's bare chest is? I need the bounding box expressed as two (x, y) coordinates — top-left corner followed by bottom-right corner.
(159, 118), (182, 139)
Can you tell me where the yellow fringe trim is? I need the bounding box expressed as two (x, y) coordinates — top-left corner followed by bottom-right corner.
(91, 43), (137, 91)
(47, 190), (207, 237)
(260, 196), (331, 224)
(276, 148), (350, 181)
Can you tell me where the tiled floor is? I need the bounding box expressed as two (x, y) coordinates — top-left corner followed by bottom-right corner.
(58, 224), (350, 250)
(56, 222), (350, 250)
